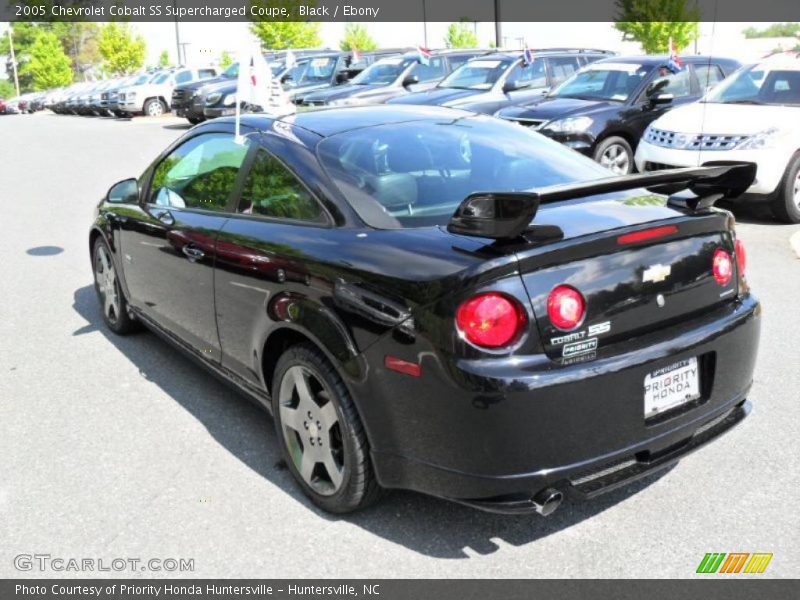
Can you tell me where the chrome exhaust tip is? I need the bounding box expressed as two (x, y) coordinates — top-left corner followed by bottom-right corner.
(532, 488), (563, 516)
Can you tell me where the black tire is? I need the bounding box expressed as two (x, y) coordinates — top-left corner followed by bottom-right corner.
(143, 98), (165, 117)
(92, 237), (139, 335)
(593, 135), (634, 175)
(187, 116), (204, 125)
(271, 343), (382, 513)
(771, 153), (800, 224)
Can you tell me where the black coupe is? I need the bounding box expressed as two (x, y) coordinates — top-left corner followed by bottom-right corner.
(90, 105), (760, 515)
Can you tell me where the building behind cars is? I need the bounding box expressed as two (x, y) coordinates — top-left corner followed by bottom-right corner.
(387, 48), (613, 114)
(300, 48), (488, 107)
(496, 54), (740, 174)
(635, 52), (800, 222)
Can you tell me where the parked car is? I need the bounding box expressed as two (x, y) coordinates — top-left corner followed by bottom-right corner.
(300, 48), (487, 107)
(204, 51), (357, 118)
(118, 66), (219, 117)
(496, 55), (740, 174)
(635, 54), (800, 223)
(0, 97), (8, 114)
(90, 105), (759, 515)
(388, 48), (613, 114)
(172, 50), (336, 124)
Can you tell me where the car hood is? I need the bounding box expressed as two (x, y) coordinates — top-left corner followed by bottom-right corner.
(305, 84), (390, 102)
(176, 76), (231, 93)
(651, 101), (800, 134)
(499, 97), (616, 120)
(392, 87), (481, 105)
(198, 79), (238, 97)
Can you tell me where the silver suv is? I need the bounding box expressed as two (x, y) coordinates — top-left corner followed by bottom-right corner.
(117, 67), (218, 117)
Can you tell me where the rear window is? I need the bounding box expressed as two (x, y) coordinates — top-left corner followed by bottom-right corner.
(317, 115), (612, 229)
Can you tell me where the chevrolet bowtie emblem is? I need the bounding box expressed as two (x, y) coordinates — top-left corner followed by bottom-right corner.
(643, 264), (672, 283)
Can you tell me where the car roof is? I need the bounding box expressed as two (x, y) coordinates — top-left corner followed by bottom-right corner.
(215, 105), (475, 138)
(594, 54), (733, 65)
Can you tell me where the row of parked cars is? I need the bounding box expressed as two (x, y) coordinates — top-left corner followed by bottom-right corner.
(12, 46), (800, 222)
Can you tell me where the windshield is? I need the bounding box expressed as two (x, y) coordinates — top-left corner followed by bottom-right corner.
(222, 62), (239, 77)
(351, 57), (412, 85)
(318, 115), (613, 229)
(439, 58), (512, 90)
(284, 57), (337, 86)
(704, 64), (800, 106)
(552, 62), (649, 101)
(153, 72), (171, 84)
(133, 74), (151, 85)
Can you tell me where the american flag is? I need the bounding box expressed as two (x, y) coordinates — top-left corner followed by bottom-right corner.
(666, 37), (683, 74)
(417, 46), (432, 65)
(523, 45), (534, 66)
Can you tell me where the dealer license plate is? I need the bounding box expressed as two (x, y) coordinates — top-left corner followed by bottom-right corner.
(644, 357), (700, 418)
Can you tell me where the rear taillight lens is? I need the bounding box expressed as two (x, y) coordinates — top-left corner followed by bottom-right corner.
(735, 238), (746, 277)
(712, 248), (733, 286)
(547, 285), (586, 331)
(456, 292), (527, 348)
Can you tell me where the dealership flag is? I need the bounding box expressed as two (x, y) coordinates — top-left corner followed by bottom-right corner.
(417, 46), (432, 65)
(666, 37), (683, 74)
(523, 44), (534, 66)
(285, 49), (297, 70)
(352, 46), (361, 63)
(235, 48), (295, 144)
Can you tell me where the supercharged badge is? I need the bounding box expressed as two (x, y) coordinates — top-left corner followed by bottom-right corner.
(562, 337), (598, 358)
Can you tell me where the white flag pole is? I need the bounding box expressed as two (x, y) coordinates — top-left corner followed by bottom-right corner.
(234, 92), (242, 144)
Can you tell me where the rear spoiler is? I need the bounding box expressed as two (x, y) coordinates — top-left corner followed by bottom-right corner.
(447, 162), (756, 240)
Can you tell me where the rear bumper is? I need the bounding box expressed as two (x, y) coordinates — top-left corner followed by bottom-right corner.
(363, 294), (760, 510)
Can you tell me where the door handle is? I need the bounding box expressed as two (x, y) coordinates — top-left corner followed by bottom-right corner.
(154, 210), (174, 226)
(182, 245), (205, 262)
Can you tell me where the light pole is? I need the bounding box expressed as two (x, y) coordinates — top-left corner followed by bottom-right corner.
(494, 0), (502, 48)
(173, 0), (182, 64)
(7, 26), (20, 96)
(421, 0), (428, 48)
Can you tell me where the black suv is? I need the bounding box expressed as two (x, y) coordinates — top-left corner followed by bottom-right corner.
(203, 50), (398, 118)
(300, 49), (488, 107)
(172, 49), (331, 124)
(387, 48), (613, 114)
(496, 54), (740, 174)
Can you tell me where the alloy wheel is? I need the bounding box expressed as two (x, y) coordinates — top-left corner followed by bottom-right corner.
(600, 143), (631, 175)
(95, 245), (120, 324)
(147, 101), (164, 117)
(794, 170), (800, 210)
(278, 365), (344, 496)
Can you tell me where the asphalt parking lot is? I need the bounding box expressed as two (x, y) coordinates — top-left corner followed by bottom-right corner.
(1, 112), (798, 578)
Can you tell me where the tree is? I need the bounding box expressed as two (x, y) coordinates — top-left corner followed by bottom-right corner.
(743, 23), (800, 39)
(249, 1), (321, 49)
(0, 23), (41, 92)
(50, 23), (101, 81)
(97, 23), (146, 76)
(445, 22), (478, 49)
(0, 79), (16, 98)
(339, 23), (377, 52)
(614, 0), (700, 55)
(21, 30), (73, 90)
(158, 50), (171, 67)
(219, 50), (234, 69)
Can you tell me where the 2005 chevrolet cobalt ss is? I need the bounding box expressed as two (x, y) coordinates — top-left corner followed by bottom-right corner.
(89, 105), (760, 515)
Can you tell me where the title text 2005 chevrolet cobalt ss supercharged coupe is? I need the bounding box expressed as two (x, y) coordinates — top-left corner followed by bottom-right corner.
(90, 106), (760, 515)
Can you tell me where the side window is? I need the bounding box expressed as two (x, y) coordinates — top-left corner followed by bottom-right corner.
(150, 134), (248, 212)
(238, 149), (324, 223)
(198, 69), (217, 79)
(694, 64), (725, 90)
(547, 56), (581, 86)
(646, 67), (694, 99)
(410, 57), (446, 82)
(174, 70), (193, 84)
(447, 55), (472, 71)
(506, 58), (547, 88)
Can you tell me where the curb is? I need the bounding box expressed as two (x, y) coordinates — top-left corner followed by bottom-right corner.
(791, 231), (800, 259)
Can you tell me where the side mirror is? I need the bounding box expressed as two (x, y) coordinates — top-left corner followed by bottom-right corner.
(403, 74), (420, 87)
(649, 92), (674, 105)
(107, 178), (139, 204)
(335, 71), (350, 84)
(503, 80), (524, 93)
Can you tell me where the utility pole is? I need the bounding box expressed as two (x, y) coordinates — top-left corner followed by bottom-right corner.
(7, 26), (20, 96)
(173, 0), (182, 65)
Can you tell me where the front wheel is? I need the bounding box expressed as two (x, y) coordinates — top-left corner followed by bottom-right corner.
(594, 136), (634, 175)
(93, 237), (138, 335)
(143, 98), (165, 117)
(771, 153), (800, 224)
(187, 116), (204, 125)
(272, 343), (382, 513)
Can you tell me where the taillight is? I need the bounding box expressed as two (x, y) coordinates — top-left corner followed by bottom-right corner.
(547, 285), (586, 331)
(456, 292), (527, 348)
(712, 248), (733, 286)
(735, 238), (746, 277)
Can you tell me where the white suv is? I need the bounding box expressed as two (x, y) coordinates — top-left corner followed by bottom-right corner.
(118, 67), (218, 117)
(635, 53), (800, 223)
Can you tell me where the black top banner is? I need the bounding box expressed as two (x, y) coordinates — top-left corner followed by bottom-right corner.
(2, 0), (800, 23)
